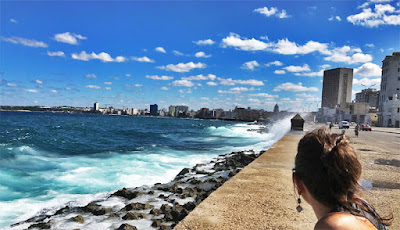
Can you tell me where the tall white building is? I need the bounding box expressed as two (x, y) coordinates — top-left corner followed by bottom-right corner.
(378, 52), (400, 127)
(94, 102), (99, 111)
(321, 68), (353, 109)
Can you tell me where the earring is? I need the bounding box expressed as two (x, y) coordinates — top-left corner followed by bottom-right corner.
(296, 198), (303, 212)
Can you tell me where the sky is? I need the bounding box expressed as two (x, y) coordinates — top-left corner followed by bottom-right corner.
(1, 0), (399, 112)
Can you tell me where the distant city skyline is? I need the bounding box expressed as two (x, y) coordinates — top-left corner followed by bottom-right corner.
(1, 1), (399, 111)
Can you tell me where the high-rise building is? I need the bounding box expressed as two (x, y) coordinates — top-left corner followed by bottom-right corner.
(378, 52), (400, 127)
(273, 104), (279, 113)
(150, 104), (158, 116)
(168, 105), (188, 117)
(93, 102), (99, 111)
(321, 68), (353, 109)
(355, 88), (379, 108)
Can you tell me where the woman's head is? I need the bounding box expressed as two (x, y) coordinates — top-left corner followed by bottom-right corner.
(294, 128), (361, 208)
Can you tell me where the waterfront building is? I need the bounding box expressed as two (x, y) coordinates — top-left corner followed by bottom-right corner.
(273, 104), (279, 113)
(378, 52), (400, 127)
(321, 68), (353, 109)
(150, 104), (158, 116)
(169, 105), (189, 117)
(355, 88), (379, 108)
(93, 102), (99, 112)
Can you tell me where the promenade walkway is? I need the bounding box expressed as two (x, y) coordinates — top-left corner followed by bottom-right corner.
(175, 128), (318, 230)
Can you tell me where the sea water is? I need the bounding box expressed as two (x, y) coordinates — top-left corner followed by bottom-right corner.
(0, 111), (291, 228)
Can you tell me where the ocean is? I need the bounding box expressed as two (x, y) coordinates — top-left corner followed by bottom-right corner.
(0, 111), (291, 228)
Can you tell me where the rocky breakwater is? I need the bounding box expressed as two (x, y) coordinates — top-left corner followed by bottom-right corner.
(11, 150), (261, 230)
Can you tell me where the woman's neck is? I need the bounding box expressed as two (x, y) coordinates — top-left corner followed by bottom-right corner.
(311, 200), (334, 220)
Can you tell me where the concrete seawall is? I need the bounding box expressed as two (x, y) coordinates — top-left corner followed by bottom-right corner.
(175, 131), (317, 230)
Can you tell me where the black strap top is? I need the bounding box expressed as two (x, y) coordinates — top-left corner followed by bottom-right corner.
(330, 201), (388, 230)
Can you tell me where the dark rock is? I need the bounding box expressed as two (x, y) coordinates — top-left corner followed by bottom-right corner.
(72, 215), (84, 223)
(55, 206), (70, 215)
(148, 190), (155, 195)
(81, 202), (112, 216)
(28, 222), (51, 229)
(116, 223), (137, 230)
(122, 212), (146, 220)
(183, 201), (196, 211)
(108, 213), (120, 218)
(160, 225), (172, 230)
(111, 188), (141, 200)
(124, 202), (154, 211)
(150, 208), (163, 216)
(158, 194), (167, 199)
(175, 168), (190, 179)
(160, 204), (173, 212)
(151, 219), (163, 228)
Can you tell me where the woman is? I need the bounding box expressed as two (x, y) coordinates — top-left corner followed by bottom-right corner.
(292, 128), (392, 230)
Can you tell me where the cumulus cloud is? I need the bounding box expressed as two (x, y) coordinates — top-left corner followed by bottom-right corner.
(353, 78), (381, 86)
(347, 3), (400, 27)
(284, 64), (311, 72)
(324, 46), (372, 64)
(104, 87), (112, 90)
(193, 39), (215, 45)
(173, 50), (184, 56)
(354, 62), (382, 77)
(132, 56), (154, 63)
(7, 83), (17, 87)
(155, 47), (166, 53)
(104, 82), (112, 85)
(47, 51), (65, 57)
(182, 74), (216, 81)
(25, 89), (39, 93)
(1, 36), (48, 48)
(295, 70), (324, 77)
(254, 7), (290, 19)
(274, 70), (286, 74)
(206, 81), (218, 86)
(249, 93), (279, 98)
(71, 51), (127, 62)
(273, 39), (331, 55)
(273, 82), (318, 92)
(160, 86), (169, 90)
(171, 79), (195, 87)
(50, 90), (58, 94)
(157, 62), (206, 73)
(265, 61), (283, 66)
(34, 79), (43, 84)
(195, 51), (212, 58)
(145, 75), (173, 80)
(221, 33), (272, 51)
(329, 16), (342, 21)
(365, 43), (375, 47)
(54, 32), (87, 45)
(85, 85), (101, 89)
(217, 77), (264, 86)
(85, 74), (97, 79)
(218, 87), (256, 94)
(10, 18), (17, 23)
(125, 74), (131, 77)
(241, 61), (260, 70)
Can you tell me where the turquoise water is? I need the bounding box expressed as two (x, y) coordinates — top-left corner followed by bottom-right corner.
(0, 111), (291, 228)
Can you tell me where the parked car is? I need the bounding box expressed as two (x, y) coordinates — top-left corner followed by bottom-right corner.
(361, 124), (372, 131)
(339, 121), (350, 129)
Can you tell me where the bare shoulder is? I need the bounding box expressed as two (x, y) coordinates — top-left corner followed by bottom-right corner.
(315, 212), (377, 230)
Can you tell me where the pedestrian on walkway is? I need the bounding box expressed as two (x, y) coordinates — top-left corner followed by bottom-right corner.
(292, 128), (392, 229)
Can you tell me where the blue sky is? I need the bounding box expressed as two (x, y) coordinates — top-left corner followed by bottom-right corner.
(1, 0), (399, 111)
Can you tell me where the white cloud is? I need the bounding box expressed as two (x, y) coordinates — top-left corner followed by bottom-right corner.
(353, 78), (381, 86)
(161, 86), (169, 90)
(35, 79), (43, 84)
(173, 50), (184, 56)
(248, 98), (261, 104)
(25, 89), (39, 93)
(85, 74), (97, 79)
(274, 39), (331, 55)
(125, 74), (131, 77)
(260, 35), (269, 40)
(145, 75), (173, 80)
(218, 87), (255, 94)
(54, 32), (86, 45)
(171, 79), (195, 87)
(296, 93), (315, 98)
(217, 77), (264, 86)
(157, 62), (206, 73)
(104, 82), (112, 85)
(221, 33), (272, 51)
(347, 4), (400, 27)
(104, 87), (112, 90)
(354, 62), (382, 77)
(47, 51), (65, 57)
(134, 84), (142, 87)
(274, 70), (286, 74)
(249, 93), (279, 98)
(86, 85), (101, 89)
(254, 7), (290, 18)
(71, 51), (126, 62)
(284, 64), (311, 72)
(324, 46), (372, 64)
(10, 18), (17, 23)
(50, 90), (58, 94)
(195, 51), (212, 58)
(178, 89), (192, 94)
(155, 47), (166, 53)
(132, 56), (154, 63)
(7, 83), (17, 87)
(265, 60), (283, 66)
(206, 81), (218, 86)
(241, 61), (260, 70)
(1, 36), (48, 48)
(194, 39), (215, 45)
(329, 16), (342, 21)
(320, 64), (331, 69)
(273, 82), (318, 92)
(182, 74), (216, 81)
(295, 70), (324, 77)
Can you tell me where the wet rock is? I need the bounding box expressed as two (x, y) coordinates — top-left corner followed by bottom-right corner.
(122, 212), (147, 220)
(116, 223), (138, 230)
(174, 168), (190, 180)
(150, 208), (163, 216)
(124, 202), (154, 211)
(151, 219), (163, 228)
(148, 190), (155, 195)
(55, 206), (70, 215)
(160, 225), (172, 230)
(81, 202), (112, 216)
(183, 201), (196, 211)
(72, 215), (84, 223)
(160, 204), (173, 212)
(111, 188), (141, 200)
(108, 213), (120, 219)
(28, 222), (51, 229)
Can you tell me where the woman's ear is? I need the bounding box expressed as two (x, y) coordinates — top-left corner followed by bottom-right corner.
(293, 173), (305, 196)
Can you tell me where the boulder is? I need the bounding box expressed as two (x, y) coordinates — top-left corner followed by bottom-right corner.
(72, 215), (84, 223)
(124, 202), (154, 211)
(28, 222), (51, 229)
(122, 212), (146, 220)
(55, 206), (70, 215)
(183, 201), (196, 211)
(150, 208), (163, 216)
(111, 188), (141, 200)
(116, 223), (137, 230)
